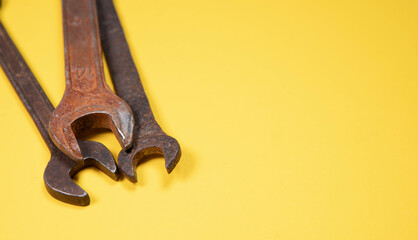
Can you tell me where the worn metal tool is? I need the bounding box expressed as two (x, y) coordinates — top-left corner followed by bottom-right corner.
(49, 0), (134, 161)
(0, 21), (118, 206)
(97, 0), (181, 182)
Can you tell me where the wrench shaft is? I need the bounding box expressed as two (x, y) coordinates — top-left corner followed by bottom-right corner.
(0, 22), (55, 150)
(63, 0), (105, 92)
(97, 0), (162, 137)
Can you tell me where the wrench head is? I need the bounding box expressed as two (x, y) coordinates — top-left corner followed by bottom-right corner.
(117, 135), (181, 182)
(48, 91), (134, 161)
(44, 140), (118, 206)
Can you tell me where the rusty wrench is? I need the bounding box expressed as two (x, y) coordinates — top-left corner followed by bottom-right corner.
(49, 0), (134, 161)
(0, 21), (118, 206)
(97, 0), (181, 182)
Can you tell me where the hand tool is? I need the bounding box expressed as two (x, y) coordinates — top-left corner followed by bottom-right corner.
(48, 0), (135, 161)
(0, 21), (118, 206)
(97, 0), (181, 182)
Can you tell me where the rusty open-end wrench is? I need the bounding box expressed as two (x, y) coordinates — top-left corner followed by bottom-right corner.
(49, 0), (134, 161)
(97, 0), (181, 182)
(0, 21), (118, 206)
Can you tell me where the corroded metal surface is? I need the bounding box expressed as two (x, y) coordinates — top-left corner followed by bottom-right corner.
(97, 0), (181, 182)
(48, 0), (134, 161)
(0, 21), (118, 206)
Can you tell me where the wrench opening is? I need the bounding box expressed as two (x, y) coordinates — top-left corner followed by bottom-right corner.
(70, 112), (132, 148)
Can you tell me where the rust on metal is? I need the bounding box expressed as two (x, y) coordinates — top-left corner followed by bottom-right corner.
(97, 0), (181, 182)
(0, 21), (118, 206)
(48, 0), (134, 161)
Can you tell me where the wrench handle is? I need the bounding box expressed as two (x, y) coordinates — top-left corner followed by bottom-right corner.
(97, 0), (163, 137)
(0, 22), (56, 150)
(63, 0), (106, 93)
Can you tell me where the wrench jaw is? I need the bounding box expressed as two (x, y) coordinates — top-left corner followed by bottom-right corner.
(44, 140), (118, 206)
(48, 118), (83, 162)
(48, 93), (135, 161)
(118, 135), (181, 183)
(77, 140), (119, 180)
(44, 155), (90, 206)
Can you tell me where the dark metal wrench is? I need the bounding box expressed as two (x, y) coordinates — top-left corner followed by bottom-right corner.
(0, 21), (118, 206)
(48, 0), (134, 161)
(97, 0), (181, 182)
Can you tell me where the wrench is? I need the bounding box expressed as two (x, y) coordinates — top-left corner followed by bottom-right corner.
(0, 21), (118, 206)
(97, 0), (181, 182)
(49, 0), (134, 161)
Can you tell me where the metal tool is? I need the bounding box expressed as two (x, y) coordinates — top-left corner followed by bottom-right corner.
(48, 0), (134, 161)
(97, 0), (181, 182)
(0, 21), (118, 206)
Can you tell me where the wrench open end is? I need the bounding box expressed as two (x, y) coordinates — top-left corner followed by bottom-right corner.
(48, 96), (134, 161)
(44, 140), (118, 206)
(118, 135), (181, 182)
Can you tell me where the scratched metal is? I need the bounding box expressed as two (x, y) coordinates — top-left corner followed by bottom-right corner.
(97, 0), (181, 182)
(48, 0), (134, 161)
(0, 21), (118, 206)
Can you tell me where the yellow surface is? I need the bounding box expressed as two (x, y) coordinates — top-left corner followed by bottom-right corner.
(0, 0), (417, 239)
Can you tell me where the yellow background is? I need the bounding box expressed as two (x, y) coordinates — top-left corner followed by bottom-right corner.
(0, 0), (417, 239)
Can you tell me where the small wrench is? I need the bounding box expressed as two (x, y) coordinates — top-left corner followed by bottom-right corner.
(49, 0), (134, 161)
(0, 21), (118, 206)
(97, 0), (181, 182)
